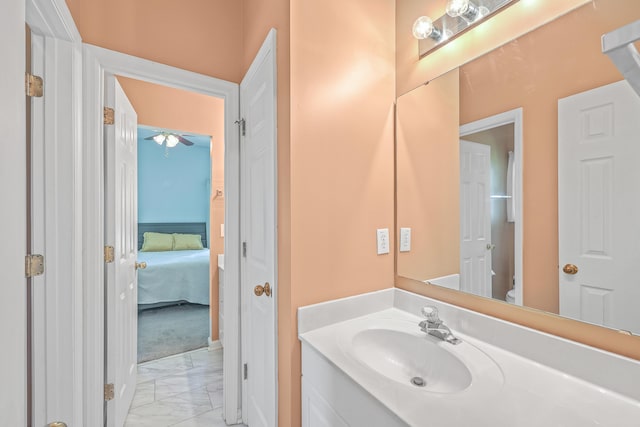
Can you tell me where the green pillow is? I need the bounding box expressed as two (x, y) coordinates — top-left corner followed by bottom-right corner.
(140, 232), (174, 252)
(173, 233), (204, 250)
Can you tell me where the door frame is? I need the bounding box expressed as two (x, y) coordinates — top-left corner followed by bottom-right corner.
(460, 108), (524, 306)
(25, 0), (84, 425)
(82, 45), (242, 425)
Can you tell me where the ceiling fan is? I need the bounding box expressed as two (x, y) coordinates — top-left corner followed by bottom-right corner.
(144, 132), (194, 147)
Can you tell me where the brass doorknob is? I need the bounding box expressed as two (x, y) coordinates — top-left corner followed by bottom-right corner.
(254, 282), (271, 297)
(562, 264), (578, 275)
(49, 422), (68, 427)
(135, 261), (147, 270)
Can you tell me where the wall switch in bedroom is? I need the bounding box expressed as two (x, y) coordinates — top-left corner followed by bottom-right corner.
(220, 224), (225, 237)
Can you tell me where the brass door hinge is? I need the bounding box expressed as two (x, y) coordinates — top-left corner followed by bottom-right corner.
(235, 118), (246, 136)
(25, 254), (44, 278)
(25, 73), (43, 97)
(103, 107), (115, 125)
(104, 246), (115, 263)
(104, 383), (114, 401)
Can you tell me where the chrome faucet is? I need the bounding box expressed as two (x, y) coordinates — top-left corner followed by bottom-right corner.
(419, 306), (461, 345)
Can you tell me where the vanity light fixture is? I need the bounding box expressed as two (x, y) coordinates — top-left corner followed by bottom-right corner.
(414, 0), (519, 58)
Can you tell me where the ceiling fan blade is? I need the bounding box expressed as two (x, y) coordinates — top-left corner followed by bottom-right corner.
(143, 134), (160, 140)
(177, 135), (194, 146)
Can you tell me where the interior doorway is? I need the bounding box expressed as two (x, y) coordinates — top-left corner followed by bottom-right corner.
(104, 75), (229, 426)
(460, 108), (523, 306)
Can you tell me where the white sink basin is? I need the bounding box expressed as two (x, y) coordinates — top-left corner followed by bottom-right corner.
(350, 328), (472, 393)
(334, 316), (504, 398)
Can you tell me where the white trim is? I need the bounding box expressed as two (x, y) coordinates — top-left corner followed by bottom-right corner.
(208, 339), (223, 351)
(30, 32), (84, 427)
(460, 108), (524, 306)
(26, 0), (81, 42)
(239, 28), (278, 426)
(81, 45), (242, 425)
(1, 0), (26, 425)
(25, 1), (83, 425)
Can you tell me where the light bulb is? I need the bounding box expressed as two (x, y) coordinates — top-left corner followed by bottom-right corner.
(153, 134), (166, 145)
(446, 0), (481, 22)
(166, 134), (180, 148)
(446, 0), (470, 17)
(412, 16), (442, 41)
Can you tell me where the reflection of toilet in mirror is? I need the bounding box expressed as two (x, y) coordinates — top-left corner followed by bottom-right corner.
(505, 276), (516, 304)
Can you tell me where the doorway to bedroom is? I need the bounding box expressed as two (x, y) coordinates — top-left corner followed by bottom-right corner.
(113, 75), (229, 425)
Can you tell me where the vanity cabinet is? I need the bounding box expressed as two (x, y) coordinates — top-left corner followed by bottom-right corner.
(301, 342), (406, 427)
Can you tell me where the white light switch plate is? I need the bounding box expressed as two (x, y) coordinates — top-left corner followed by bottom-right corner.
(377, 228), (389, 255)
(220, 223), (225, 237)
(400, 227), (411, 252)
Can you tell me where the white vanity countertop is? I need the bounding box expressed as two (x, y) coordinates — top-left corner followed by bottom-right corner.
(298, 288), (640, 427)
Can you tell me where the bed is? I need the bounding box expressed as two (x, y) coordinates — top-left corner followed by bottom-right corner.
(137, 222), (210, 309)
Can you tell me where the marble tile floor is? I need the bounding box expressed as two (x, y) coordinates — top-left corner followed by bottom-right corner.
(126, 347), (247, 427)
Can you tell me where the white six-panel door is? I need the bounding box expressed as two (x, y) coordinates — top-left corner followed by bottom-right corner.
(240, 29), (277, 427)
(104, 75), (138, 427)
(460, 140), (492, 298)
(559, 80), (640, 334)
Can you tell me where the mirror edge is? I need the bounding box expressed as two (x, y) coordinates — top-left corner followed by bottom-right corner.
(395, 275), (640, 360)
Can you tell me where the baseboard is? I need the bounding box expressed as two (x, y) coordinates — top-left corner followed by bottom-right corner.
(208, 338), (222, 351)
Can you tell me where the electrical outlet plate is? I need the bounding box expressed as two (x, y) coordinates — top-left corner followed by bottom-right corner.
(400, 227), (411, 252)
(377, 228), (390, 255)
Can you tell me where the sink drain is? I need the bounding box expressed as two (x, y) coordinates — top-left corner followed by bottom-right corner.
(410, 376), (426, 387)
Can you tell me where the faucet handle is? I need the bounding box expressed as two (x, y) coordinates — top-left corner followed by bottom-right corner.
(421, 306), (441, 323)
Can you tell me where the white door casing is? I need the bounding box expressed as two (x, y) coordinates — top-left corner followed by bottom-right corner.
(241, 29), (278, 427)
(558, 79), (640, 334)
(82, 45), (240, 426)
(104, 75), (138, 427)
(460, 140), (492, 298)
(1, 0), (27, 425)
(460, 108), (523, 305)
(29, 29), (84, 426)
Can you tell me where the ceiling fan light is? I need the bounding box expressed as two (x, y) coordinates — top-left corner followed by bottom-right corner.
(166, 134), (180, 148)
(153, 134), (166, 145)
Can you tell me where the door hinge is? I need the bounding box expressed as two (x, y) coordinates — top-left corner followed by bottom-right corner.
(242, 242), (247, 258)
(104, 383), (114, 401)
(103, 107), (115, 125)
(25, 254), (44, 278)
(25, 73), (43, 97)
(104, 246), (115, 263)
(244, 363), (248, 380)
(235, 118), (246, 136)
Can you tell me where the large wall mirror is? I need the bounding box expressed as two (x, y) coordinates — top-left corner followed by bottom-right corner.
(396, 0), (640, 336)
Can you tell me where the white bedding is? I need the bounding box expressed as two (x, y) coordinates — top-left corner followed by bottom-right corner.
(137, 249), (210, 306)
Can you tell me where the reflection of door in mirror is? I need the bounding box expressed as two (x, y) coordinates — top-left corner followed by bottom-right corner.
(459, 140), (492, 298)
(559, 80), (640, 334)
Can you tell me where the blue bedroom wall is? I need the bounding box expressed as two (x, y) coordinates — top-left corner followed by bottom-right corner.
(138, 134), (211, 242)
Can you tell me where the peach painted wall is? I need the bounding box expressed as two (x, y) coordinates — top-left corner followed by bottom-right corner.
(396, 69), (459, 281)
(65, 0), (243, 82)
(289, 0), (396, 425)
(240, 0), (294, 425)
(459, 0), (639, 313)
(396, 0), (590, 95)
(117, 76), (225, 340)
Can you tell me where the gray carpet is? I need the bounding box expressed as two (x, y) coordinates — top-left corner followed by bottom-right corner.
(137, 303), (209, 363)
